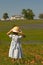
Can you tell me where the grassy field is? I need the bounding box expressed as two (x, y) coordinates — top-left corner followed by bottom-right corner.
(0, 20), (43, 65)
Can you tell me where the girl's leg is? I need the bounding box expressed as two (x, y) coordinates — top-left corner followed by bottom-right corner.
(11, 58), (16, 62)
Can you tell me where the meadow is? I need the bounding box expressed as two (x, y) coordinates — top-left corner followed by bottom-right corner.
(0, 19), (43, 65)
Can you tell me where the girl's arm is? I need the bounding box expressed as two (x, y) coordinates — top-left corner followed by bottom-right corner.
(6, 29), (12, 35)
(6, 27), (15, 35)
(21, 33), (26, 37)
(19, 31), (26, 38)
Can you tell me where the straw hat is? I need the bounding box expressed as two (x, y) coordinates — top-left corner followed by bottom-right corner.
(12, 26), (22, 33)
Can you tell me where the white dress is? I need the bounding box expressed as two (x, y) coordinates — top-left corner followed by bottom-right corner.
(8, 34), (22, 59)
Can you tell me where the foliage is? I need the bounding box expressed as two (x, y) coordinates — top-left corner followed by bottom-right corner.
(3, 13), (9, 20)
(22, 9), (35, 20)
(39, 13), (43, 19)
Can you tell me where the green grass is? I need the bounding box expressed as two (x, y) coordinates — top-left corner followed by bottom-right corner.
(0, 20), (43, 65)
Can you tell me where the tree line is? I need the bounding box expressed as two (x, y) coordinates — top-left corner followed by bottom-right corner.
(2, 9), (43, 20)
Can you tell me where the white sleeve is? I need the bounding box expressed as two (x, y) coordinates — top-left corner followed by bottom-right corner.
(8, 34), (12, 38)
(18, 36), (22, 38)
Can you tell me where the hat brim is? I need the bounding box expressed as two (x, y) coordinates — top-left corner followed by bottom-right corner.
(12, 30), (19, 33)
(12, 30), (24, 34)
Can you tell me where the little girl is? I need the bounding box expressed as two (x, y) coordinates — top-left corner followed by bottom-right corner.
(7, 26), (25, 61)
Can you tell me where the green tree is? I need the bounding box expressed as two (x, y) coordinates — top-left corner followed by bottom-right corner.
(3, 13), (9, 20)
(22, 9), (35, 19)
(39, 13), (43, 19)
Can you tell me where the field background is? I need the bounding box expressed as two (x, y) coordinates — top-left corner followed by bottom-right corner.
(0, 20), (43, 65)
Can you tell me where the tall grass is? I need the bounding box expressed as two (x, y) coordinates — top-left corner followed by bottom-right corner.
(0, 20), (43, 65)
